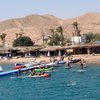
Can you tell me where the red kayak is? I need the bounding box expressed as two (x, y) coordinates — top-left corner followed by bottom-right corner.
(43, 73), (51, 78)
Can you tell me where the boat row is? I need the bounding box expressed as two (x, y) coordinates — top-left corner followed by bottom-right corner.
(0, 64), (55, 77)
(14, 59), (68, 69)
(0, 58), (81, 77)
(14, 58), (80, 69)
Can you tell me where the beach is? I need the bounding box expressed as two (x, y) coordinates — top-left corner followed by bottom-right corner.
(0, 54), (100, 65)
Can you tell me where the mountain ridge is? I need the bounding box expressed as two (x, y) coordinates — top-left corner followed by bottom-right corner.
(0, 12), (100, 47)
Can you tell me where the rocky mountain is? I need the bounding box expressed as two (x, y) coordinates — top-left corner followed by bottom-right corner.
(0, 12), (100, 47)
(64, 12), (100, 35)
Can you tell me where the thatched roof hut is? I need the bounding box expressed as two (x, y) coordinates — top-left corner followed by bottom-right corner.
(0, 47), (12, 54)
(40, 46), (66, 51)
(9, 46), (43, 53)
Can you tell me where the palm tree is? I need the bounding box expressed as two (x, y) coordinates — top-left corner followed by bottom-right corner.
(72, 22), (81, 36)
(56, 26), (63, 35)
(0, 33), (6, 47)
(50, 29), (55, 35)
(84, 32), (96, 43)
(48, 33), (61, 46)
(56, 26), (64, 46)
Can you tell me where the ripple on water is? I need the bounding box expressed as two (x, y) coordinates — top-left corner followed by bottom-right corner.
(0, 64), (100, 100)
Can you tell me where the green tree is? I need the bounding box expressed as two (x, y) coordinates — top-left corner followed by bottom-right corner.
(13, 36), (34, 47)
(48, 33), (66, 46)
(48, 33), (61, 46)
(95, 33), (100, 41)
(72, 22), (81, 36)
(84, 32), (96, 43)
(56, 26), (64, 46)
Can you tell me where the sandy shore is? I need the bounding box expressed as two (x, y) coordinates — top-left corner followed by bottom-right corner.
(0, 54), (100, 65)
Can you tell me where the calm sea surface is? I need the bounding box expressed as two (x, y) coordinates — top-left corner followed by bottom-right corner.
(0, 64), (100, 100)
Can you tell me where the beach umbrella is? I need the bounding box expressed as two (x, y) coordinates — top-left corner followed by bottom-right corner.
(58, 50), (61, 56)
(47, 51), (50, 57)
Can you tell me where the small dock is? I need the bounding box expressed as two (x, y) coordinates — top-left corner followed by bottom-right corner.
(0, 66), (38, 77)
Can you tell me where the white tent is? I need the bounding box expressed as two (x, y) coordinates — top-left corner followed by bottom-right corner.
(47, 51), (50, 57)
(58, 50), (61, 56)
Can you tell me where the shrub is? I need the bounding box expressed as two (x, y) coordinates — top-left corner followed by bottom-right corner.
(13, 36), (34, 47)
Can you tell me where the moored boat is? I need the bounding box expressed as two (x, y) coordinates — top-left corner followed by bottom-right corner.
(56, 60), (66, 64)
(14, 63), (26, 69)
(70, 58), (81, 63)
(41, 62), (56, 67)
(25, 60), (41, 67)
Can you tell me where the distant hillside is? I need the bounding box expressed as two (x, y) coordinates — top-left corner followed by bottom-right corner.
(64, 12), (100, 34)
(0, 12), (100, 47)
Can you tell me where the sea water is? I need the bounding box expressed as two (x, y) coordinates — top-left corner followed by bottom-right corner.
(0, 64), (100, 100)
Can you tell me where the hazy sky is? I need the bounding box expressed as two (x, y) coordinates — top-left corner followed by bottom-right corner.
(0, 0), (99, 20)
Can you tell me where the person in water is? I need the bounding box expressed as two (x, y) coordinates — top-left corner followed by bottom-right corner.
(80, 60), (84, 69)
(83, 59), (87, 67)
(17, 68), (21, 76)
(41, 70), (45, 75)
(30, 69), (36, 76)
(67, 57), (71, 68)
(51, 66), (55, 71)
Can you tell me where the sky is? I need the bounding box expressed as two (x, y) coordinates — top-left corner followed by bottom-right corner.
(0, 0), (100, 21)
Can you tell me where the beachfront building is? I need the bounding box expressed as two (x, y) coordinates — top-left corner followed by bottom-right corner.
(71, 35), (86, 45)
(66, 43), (100, 54)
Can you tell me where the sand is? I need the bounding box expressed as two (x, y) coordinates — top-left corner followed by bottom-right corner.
(0, 54), (100, 65)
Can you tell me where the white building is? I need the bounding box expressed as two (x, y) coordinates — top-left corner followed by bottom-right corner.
(71, 35), (86, 45)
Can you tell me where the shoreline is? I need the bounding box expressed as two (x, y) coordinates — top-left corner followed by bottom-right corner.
(0, 54), (100, 65)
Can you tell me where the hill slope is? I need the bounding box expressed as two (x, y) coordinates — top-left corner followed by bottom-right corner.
(0, 12), (100, 47)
